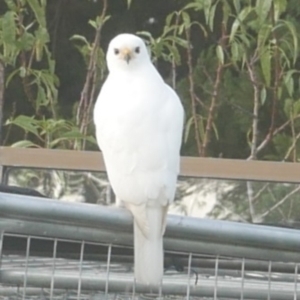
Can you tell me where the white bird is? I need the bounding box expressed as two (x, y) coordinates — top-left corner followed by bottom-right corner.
(94, 33), (184, 285)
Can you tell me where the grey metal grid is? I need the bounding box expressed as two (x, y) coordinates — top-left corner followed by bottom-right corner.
(0, 192), (300, 299)
(0, 231), (299, 300)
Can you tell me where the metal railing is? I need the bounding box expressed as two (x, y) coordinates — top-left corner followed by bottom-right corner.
(0, 147), (300, 299)
(0, 147), (300, 182)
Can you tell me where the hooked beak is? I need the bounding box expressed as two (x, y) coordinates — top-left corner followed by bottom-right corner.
(121, 48), (132, 64)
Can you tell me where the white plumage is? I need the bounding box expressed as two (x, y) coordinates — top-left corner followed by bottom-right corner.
(94, 33), (184, 285)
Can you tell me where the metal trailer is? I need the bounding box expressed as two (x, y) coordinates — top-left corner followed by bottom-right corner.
(0, 147), (299, 299)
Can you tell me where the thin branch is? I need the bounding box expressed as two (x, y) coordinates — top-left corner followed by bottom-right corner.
(252, 183), (269, 204)
(16, 3), (36, 108)
(260, 185), (300, 219)
(267, 4), (282, 142)
(284, 131), (300, 161)
(171, 13), (180, 90)
(246, 58), (260, 160)
(185, 25), (202, 156)
(76, 0), (108, 149)
(249, 114), (300, 158)
(201, 22), (226, 157)
(0, 60), (4, 145)
(246, 181), (256, 222)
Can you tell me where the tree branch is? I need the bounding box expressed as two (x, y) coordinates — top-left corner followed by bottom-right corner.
(284, 131), (300, 161)
(76, 0), (108, 149)
(246, 57), (260, 160)
(0, 60), (4, 145)
(185, 26), (202, 156)
(201, 22), (226, 157)
(248, 114), (300, 158)
(259, 185), (300, 219)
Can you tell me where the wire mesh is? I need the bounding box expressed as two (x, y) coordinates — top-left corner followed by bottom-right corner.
(0, 231), (299, 300)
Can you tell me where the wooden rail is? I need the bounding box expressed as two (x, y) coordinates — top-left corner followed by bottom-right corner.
(0, 147), (299, 183)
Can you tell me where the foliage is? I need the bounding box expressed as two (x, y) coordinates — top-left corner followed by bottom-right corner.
(0, 0), (300, 224)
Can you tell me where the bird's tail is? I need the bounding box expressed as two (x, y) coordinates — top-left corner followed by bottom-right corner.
(133, 206), (165, 285)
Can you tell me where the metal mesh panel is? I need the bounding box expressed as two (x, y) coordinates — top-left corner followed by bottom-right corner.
(0, 231), (299, 300)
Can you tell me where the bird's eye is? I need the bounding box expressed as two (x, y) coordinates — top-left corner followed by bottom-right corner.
(135, 47), (140, 54)
(114, 48), (119, 55)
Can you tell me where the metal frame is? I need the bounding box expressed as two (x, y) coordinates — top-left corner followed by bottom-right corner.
(0, 193), (300, 262)
(0, 147), (300, 182)
(0, 193), (300, 299)
(0, 147), (300, 299)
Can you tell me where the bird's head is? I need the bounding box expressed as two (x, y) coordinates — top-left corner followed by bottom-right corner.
(106, 33), (150, 72)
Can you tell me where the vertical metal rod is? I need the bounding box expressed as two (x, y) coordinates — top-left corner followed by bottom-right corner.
(267, 260), (272, 300)
(132, 278), (136, 300)
(159, 280), (163, 299)
(240, 258), (245, 300)
(77, 241), (85, 300)
(1, 166), (10, 185)
(0, 166), (3, 184)
(186, 253), (192, 300)
(105, 244), (112, 297)
(214, 256), (219, 300)
(294, 264), (298, 300)
(0, 231), (3, 271)
(50, 238), (58, 300)
(22, 236), (31, 300)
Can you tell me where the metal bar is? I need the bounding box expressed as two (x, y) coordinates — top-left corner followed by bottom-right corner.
(77, 241), (84, 300)
(214, 256), (219, 300)
(186, 253), (192, 299)
(50, 238), (57, 300)
(294, 264), (298, 300)
(0, 193), (299, 254)
(0, 231), (3, 270)
(241, 258), (245, 300)
(1, 218), (300, 263)
(22, 236), (30, 300)
(1, 147), (300, 183)
(105, 244), (112, 296)
(268, 261), (272, 300)
(0, 270), (299, 300)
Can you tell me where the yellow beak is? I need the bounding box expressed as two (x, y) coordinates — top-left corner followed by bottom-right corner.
(121, 47), (132, 64)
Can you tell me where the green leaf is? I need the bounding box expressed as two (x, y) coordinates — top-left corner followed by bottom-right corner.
(257, 24), (271, 49)
(184, 2), (204, 11)
(127, 0), (132, 9)
(260, 87), (267, 105)
(280, 20), (298, 65)
(17, 32), (35, 51)
(233, 0), (240, 13)
(6, 68), (19, 86)
(4, 0), (17, 11)
(11, 140), (40, 148)
(208, 3), (217, 32)
(260, 46), (271, 87)
(293, 100), (300, 117)
(181, 11), (191, 28)
(283, 70), (297, 97)
(256, 0), (272, 24)
(229, 7), (252, 42)
(283, 98), (293, 118)
(36, 85), (48, 106)
(19, 66), (26, 78)
(184, 116), (194, 143)
(273, 0), (287, 22)
(27, 0), (46, 27)
(230, 41), (240, 62)
(216, 45), (224, 64)
(2, 11), (16, 44)
(5, 115), (40, 136)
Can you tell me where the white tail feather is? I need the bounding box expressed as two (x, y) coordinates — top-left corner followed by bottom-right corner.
(134, 206), (164, 285)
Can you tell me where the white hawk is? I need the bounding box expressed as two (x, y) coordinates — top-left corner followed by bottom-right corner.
(94, 33), (184, 285)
